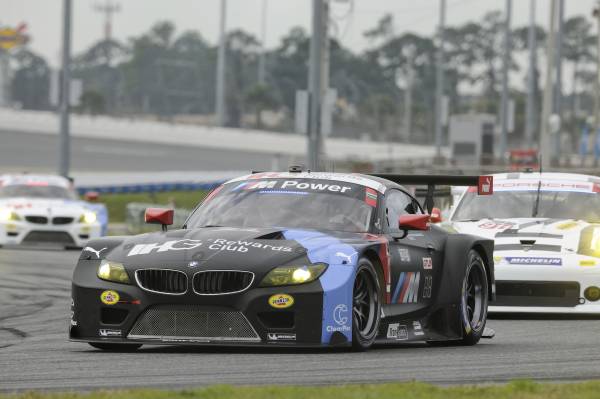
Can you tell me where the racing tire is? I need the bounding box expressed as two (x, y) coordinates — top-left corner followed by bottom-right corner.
(88, 342), (142, 352)
(427, 250), (488, 346)
(458, 250), (489, 345)
(352, 258), (382, 351)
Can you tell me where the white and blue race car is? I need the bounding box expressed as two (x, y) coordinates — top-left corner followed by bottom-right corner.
(0, 174), (107, 248)
(448, 172), (600, 314)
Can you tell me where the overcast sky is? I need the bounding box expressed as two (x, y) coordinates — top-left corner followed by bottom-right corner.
(3, 0), (599, 67)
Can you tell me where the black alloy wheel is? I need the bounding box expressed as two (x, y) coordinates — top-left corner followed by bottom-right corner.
(352, 258), (382, 351)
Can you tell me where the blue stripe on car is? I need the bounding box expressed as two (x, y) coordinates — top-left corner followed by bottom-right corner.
(392, 272), (406, 303)
(282, 229), (357, 344)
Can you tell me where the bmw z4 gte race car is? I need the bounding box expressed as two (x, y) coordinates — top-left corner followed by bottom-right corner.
(70, 171), (495, 351)
(449, 172), (600, 314)
(0, 174), (107, 248)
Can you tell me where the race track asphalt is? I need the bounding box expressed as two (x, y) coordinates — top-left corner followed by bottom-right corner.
(1, 248), (599, 392)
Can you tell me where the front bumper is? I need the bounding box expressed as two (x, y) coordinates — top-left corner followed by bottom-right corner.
(0, 220), (101, 247)
(490, 259), (600, 314)
(69, 261), (337, 347)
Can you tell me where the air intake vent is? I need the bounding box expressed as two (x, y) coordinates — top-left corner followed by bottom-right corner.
(135, 269), (188, 295)
(128, 305), (260, 342)
(52, 217), (74, 225)
(25, 216), (48, 224)
(193, 270), (254, 295)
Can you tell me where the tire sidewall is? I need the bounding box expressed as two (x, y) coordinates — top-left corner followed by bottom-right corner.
(352, 258), (382, 351)
(460, 250), (489, 345)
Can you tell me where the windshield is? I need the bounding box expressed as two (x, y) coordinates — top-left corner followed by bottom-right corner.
(0, 185), (77, 200)
(186, 179), (377, 233)
(453, 188), (600, 222)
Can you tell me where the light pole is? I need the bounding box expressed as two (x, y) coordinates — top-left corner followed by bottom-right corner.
(59, 0), (72, 178)
(215, 0), (227, 127)
(258, 0), (267, 84)
(499, 0), (512, 162)
(434, 0), (446, 160)
(525, 0), (537, 148)
(307, 0), (326, 171)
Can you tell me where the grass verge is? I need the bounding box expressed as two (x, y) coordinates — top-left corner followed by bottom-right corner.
(3, 380), (600, 399)
(99, 190), (207, 223)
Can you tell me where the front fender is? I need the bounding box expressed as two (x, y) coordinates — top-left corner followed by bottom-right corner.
(439, 234), (495, 306)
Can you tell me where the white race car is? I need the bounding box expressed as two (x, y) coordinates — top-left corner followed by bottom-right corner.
(0, 174), (106, 248)
(448, 172), (600, 314)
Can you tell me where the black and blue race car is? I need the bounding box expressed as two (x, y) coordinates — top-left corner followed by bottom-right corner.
(70, 170), (495, 351)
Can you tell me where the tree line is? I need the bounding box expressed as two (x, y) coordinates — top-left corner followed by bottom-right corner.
(8, 11), (598, 146)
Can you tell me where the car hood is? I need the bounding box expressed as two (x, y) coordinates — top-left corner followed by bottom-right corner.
(98, 227), (367, 272)
(0, 197), (90, 215)
(449, 217), (595, 257)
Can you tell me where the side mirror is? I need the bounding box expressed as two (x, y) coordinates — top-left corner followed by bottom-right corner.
(145, 208), (174, 232)
(398, 214), (430, 231)
(84, 191), (100, 202)
(430, 207), (443, 223)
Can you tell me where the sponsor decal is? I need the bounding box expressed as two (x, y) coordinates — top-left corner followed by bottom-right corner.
(83, 246), (107, 259)
(227, 172), (387, 193)
(188, 261), (199, 268)
(98, 329), (121, 337)
(413, 321), (424, 336)
(478, 176), (493, 195)
(398, 248), (411, 263)
(478, 221), (515, 230)
(100, 290), (120, 305)
(505, 257), (562, 266)
(267, 333), (296, 341)
(235, 179), (353, 193)
(333, 304), (348, 325)
(423, 275), (433, 299)
(422, 257), (433, 270)
(365, 188), (378, 207)
(494, 181), (595, 193)
(335, 251), (356, 265)
(392, 272), (420, 304)
(128, 238), (293, 256)
(326, 304), (351, 333)
(386, 323), (408, 340)
(268, 294), (294, 309)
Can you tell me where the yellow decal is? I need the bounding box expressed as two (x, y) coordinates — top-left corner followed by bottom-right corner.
(268, 294), (294, 309)
(580, 260), (597, 267)
(557, 221), (579, 230)
(100, 290), (120, 305)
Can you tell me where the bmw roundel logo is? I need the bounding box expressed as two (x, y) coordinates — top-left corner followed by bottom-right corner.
(188, 261), (199, 268)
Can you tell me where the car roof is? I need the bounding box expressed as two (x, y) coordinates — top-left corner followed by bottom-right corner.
(0, 174), (71, 188)
(224, 172), (403, 194)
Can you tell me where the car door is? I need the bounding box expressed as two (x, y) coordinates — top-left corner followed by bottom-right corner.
(383, 189), (435, 317)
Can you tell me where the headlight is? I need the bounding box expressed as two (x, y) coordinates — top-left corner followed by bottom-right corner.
(578, 226), (600, 258)
(79, 211), (97, 224)
(97, 260), (130, 284)
(0, 208), (21, 222)
(259, 263), (327, 287)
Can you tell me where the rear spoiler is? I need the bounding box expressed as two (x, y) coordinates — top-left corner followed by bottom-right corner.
(370, 174), (493, 213)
